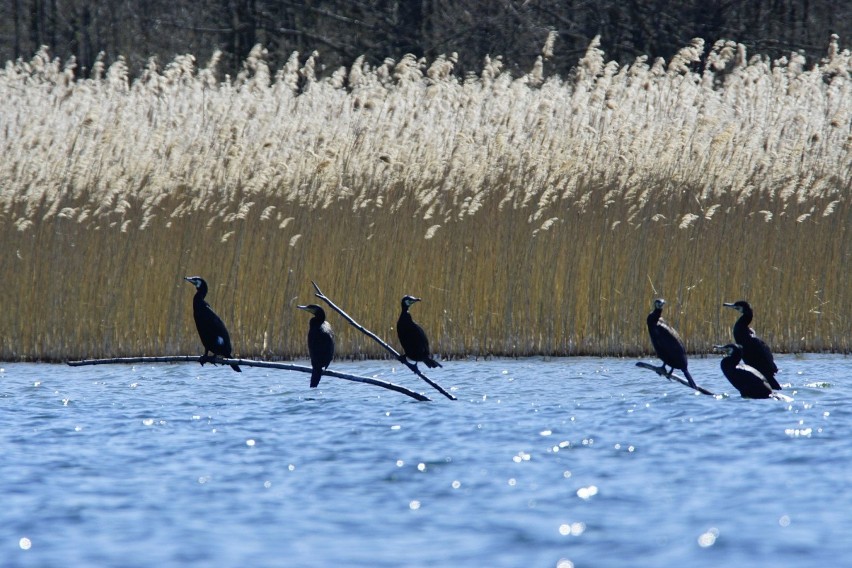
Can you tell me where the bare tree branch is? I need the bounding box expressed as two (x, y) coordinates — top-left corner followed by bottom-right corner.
(635, 362), (715, 395)
(311, 281), (457, 400)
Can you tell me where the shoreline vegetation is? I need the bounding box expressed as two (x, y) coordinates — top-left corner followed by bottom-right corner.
(1, 36), (851, 362)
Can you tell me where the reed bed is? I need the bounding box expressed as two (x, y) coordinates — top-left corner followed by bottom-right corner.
(1, 36), (850, 362)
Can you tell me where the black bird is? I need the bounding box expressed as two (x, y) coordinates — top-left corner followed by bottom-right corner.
(184, 276), (241, 372)
(646, 298), (696, 387)
(297, 304), (335, 388)
(397, 295), (442, 369)
(723, 300), (781, 390)
(714, 343), (774, 399)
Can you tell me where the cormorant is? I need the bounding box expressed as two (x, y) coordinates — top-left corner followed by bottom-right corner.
(184, 276), (241, 372)
(723, 300), (781, 390)
(646, 298), (696, 387)
(397, 295), (442, 369)
(714, 343), (774, 399)
(297, 304), (335, 388)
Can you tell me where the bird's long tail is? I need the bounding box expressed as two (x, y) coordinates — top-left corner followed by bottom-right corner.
(766, 373), (781, 390)
(230, 364), (242, 372)
(310, 368), (322, 388)
(424, 357), (443, 369)
(683, 369), (696, 388)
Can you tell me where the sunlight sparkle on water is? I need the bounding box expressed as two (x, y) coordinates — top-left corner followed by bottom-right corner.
(558, 522), (586, 536)
(698, 528), (719, 547)
(19, 537), (31, 550)
(556, 559), (574, 568)
(577, 486), (598, 500)
(785, 428), (813, 437)
(246, 439), (256, 447)
(513, 451), (531, 463)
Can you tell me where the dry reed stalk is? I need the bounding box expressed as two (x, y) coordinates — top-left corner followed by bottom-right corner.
(0, 38), (850, 361)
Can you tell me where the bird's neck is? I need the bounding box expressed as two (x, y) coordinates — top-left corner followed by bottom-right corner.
(736, 311), (753, 327)
(193, 289), (208, 308)
(725, 352), (743, 367)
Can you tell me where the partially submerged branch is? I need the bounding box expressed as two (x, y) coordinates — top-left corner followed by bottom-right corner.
(635, 362), (715, 396)
(67, 356), (430, 401)
(311, 280), (457, 400)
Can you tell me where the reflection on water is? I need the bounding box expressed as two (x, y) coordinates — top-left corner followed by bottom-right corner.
(0, 354), (848, 567)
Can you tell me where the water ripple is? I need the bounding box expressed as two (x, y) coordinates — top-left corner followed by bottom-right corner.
(0, 355), (848, 567)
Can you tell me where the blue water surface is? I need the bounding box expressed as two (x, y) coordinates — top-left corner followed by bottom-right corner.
(0, 355), (847, 568)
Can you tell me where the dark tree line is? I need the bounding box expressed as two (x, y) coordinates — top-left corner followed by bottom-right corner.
(2, 1), (849, 79)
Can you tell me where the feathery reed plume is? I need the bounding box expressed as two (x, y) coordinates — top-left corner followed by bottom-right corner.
(0, 38), (850, 361)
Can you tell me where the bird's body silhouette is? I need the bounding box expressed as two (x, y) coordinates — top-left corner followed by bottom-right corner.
(723, 301), (780, 389)
(646, 298), (695, 387)
(397, 295), (442, 369)
(298, 304), (334, 388)
(184, 276), (241, 372)
(715, 343), (774, 399)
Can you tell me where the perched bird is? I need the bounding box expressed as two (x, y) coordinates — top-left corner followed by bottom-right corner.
(184, 276), (241, 372)
(297, 304), (335, 388)
(397, 295), (442, 369)
(646, 298), (696, 387)
(723, 300), (781, 389)
(714, 343), (774, 399)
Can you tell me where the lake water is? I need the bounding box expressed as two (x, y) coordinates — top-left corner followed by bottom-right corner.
(0, 355), (848, 568)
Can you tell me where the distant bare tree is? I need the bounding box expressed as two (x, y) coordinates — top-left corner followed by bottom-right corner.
(0, 0), (849, 78)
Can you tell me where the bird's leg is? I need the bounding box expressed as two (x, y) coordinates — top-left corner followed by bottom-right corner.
(200, 351), (209, 366)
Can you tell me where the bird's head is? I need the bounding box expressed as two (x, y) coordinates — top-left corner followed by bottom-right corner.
(723, 300), (750, 314)
(184, 276), (206, 290)
(713, 343), (740, 356)
(653, 298), (666, 310)
(297, 304), (325, 317)
(401, 295), (421, 309)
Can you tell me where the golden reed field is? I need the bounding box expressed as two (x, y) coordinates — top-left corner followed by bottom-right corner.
(1, 35), (851, 362)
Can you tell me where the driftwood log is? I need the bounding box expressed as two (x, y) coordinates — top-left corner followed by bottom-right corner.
(67, 356), (430, 401)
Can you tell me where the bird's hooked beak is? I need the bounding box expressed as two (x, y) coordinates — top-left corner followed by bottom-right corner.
(184, 276), (199, 288)
(297, 304), (316, 315)
(722, 302), (741, 312)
